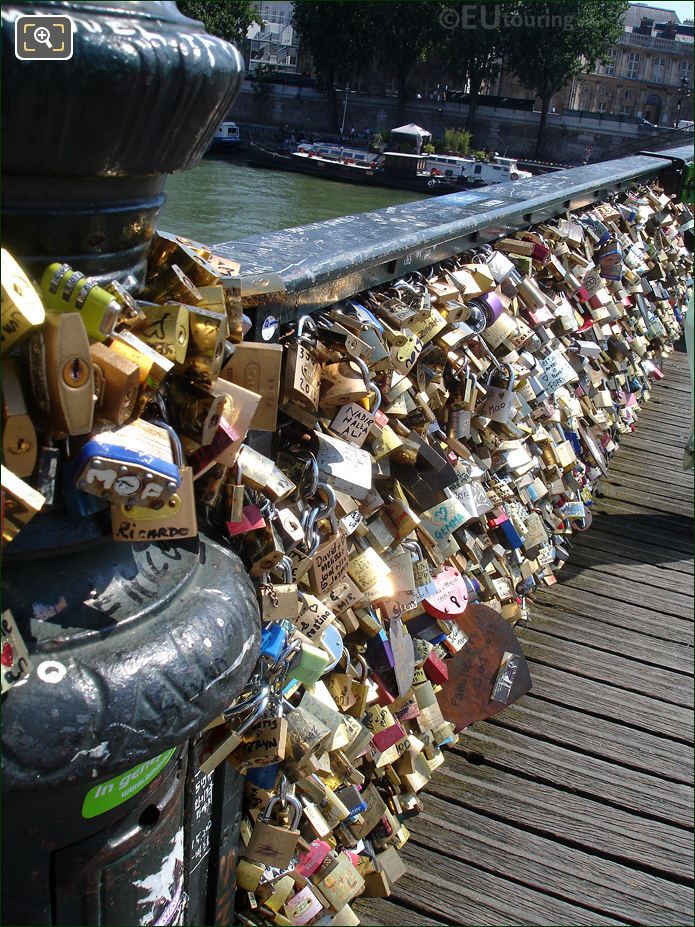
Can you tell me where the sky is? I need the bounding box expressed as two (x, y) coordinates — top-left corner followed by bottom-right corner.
(633, 1), (694, 21)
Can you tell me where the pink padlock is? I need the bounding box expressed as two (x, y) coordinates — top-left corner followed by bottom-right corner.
(295, 839), (332, 878)
(422, 565), (469, 619)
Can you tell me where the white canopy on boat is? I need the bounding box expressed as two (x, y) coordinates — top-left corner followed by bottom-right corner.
(388, 124), (432, 153)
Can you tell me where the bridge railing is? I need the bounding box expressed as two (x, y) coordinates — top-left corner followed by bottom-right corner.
(212, 144), (693, 335)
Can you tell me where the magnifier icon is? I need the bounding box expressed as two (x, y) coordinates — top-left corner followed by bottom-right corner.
(33, 25), (53, 48)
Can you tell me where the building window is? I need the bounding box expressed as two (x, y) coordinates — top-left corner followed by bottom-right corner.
(603, 49), (617, 76)
(598, 102), (608, 112)
(652, 57), (666, 82)
(627, 53), (640, 80)
(680, 60), (694, 83)
(620, 104), (635, 115)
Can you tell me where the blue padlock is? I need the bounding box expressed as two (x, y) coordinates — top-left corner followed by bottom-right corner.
(261, 623), (287, 663)
(496, 517), (524, 550)
(245, 763), (280, 789)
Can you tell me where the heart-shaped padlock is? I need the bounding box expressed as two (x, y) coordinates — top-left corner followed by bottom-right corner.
(422, 565), (469, 619)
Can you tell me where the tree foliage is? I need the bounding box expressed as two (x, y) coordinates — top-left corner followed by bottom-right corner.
(292, 2), (373, 130)
(369, 1), (442, 122)
(177, 0), (263, 47)
(441, 1), (510, 134)
(504, 0), (627, 155)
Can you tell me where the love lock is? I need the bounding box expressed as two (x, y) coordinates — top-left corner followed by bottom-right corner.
(478, 361), (517, 424)
(245, 784), (303, 869)
(422, 565), (469, 619)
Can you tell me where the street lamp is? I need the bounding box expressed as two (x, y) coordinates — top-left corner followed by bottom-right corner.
(675, 76), (690, 127)
(336, 85), (357, 136)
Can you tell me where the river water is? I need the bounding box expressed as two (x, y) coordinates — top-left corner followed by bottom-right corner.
(159, 154), (424, 246)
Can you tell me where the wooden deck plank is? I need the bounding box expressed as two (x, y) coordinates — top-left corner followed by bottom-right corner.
(490, 696), (694, 784)
(598, 471), (694, 503)
(570, 530), (694, 574)
(590, 502), (693, 543)
(585, 512), (694, 555)
(453, 726), (694, 826)
(560, 546), (695, 592)
(546, 569), (693, 619)
(528, 604), (693, 674)
(411, 799), (694, 925)
(388, 843), (628, 926)
(520, 631), (694, 706)
(357, 898), (451, 926)
(525, 663), (693, 742)
(607, 456), (694, 483)
(426, 760), (693, 880)
(538, 586), (693, 643)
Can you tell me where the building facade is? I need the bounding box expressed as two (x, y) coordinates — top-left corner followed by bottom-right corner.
(246, 1), (299, 74)
(569, 17), (693, 125)
(495, 7), (693, 126)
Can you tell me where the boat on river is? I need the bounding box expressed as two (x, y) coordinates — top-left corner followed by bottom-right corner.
(207, 121), (243, 155)
(424, 153), (533, 185)
(247, 142), (459, 194)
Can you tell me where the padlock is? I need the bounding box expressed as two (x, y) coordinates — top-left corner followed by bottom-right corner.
(329, 359), (382, 449)
(167, 377), (226, 446)
(40, 263), (120, 342)
(28, 311), (95, 438)
(90, 342), (140, 425)
(222, 341), (283, 431)
(2, 357), (38, 478)
(110, 330), (174, 414)
(181, 304), (228, 383)
(283, 315), (322, 413)
(260, 557), (300, 622)
(477, 362), (517, 424)
(245, 789), (303, 869)
(1, 465), (45, 546)
(73, 418), (181, 508)
(110, 465), (197, 543)
(326, 650), (357, 711)
(1, 608), (32, 693)
(1, 249), (45, 353)
(131, 301), (190, 364)
(287, 642), (331, 688)
(200, 684), (271, 776)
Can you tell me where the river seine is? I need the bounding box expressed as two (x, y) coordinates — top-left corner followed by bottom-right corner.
(159, 154), (424, 246)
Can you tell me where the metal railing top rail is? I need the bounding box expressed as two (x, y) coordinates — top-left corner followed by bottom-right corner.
(213, 144), (693, 323)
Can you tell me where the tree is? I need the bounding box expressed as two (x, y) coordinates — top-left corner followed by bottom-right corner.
(505, 0), (626, 157)
(292, 2), (373, 131)
(369, 2), (442, 123)
(441, 1), (510, 135)
(177, 0), (263, 48)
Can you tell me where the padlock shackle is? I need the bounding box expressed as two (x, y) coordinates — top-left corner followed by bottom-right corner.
(261, 791), (302, 828)
(223, 683), (270, 722)
(149, 419), (185, 469)
(296, 314), (318, 344)
(296, 451), (319, 500)
(402, 539), (424, 561)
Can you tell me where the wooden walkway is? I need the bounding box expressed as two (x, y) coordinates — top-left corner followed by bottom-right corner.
(358, 346), (694, 927)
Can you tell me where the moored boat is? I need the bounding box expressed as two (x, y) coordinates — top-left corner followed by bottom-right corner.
(247, 142), (458, 195)
(207, 121), (243, 155)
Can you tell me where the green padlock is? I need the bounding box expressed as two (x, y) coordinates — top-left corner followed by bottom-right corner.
(40, 263), (121, 342)
(288, 641), (331, 687)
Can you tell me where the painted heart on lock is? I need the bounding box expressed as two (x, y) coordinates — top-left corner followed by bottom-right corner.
(422, 565), (469, 619)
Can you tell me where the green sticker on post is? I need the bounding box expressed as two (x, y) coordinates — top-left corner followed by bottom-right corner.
(81, 748), (176, 819)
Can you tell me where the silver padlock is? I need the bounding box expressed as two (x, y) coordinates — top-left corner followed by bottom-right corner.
(478, 361), (517, 424)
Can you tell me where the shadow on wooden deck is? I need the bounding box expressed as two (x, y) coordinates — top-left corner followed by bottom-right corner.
(357, 348), (694, 927)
